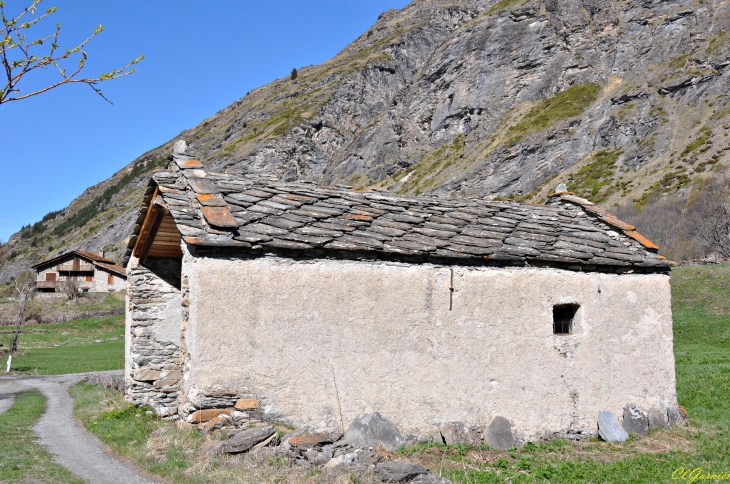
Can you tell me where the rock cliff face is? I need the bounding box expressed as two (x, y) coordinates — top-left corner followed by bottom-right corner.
(2, 0), (730, 281)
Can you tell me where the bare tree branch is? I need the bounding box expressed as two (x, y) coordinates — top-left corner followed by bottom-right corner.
(10, 270), (35, 353)
(0, 0), (143, 105)
(59, 278), (80, 302)
(682, 174), (730, 259)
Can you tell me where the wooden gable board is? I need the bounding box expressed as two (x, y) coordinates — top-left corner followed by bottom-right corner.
(133, 187), (183, 262)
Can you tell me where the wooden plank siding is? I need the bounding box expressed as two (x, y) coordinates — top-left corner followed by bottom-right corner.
(134, 188), (183, 261)
(147, 214), (183, 258)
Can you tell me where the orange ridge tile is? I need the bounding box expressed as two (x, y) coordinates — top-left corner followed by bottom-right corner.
(625, 231), (659, 250)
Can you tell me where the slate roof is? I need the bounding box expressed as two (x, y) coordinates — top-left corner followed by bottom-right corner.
(33, 250), (127, 277)
(123, 152), (671, 272)
(94, 261), (128, 277)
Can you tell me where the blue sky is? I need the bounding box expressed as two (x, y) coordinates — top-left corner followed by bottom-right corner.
(0, 0), (410, 242)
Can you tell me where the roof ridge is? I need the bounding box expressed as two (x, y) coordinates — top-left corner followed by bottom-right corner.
(547, 193), (662, 253)
(32, 249), (114, 268)
(122, 157), (672, 272)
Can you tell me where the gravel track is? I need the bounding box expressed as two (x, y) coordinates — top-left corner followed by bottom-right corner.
(0, 371), (161, 484)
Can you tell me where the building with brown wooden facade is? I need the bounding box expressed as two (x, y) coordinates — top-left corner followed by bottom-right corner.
(32, 250), (127, 293)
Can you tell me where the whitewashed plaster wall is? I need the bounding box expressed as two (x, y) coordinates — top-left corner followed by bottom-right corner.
(91, 266), (127, 292)
(182, 255), (676, 440)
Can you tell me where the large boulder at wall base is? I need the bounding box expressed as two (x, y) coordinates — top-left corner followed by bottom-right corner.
(648, 408), (670, 430)
(598, 410), (628, 443)
(622, 403), (649, 436)
(667, 405), (689, 427)
(344, 412), (407, 451)
(439, 421), (478, 445)
(484, 416), (515, 450)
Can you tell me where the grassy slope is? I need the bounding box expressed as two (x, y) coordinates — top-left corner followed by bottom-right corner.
(67, 263), (730, 483)
(7, 339), (124, 375)
(0, 313), (125, 374)
(672, 263), (730, 428)
(0, 315), (124, 349)
(0, 390), (84, 483)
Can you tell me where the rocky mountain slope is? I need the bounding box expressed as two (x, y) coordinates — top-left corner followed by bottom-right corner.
(2, 0), (730, 282)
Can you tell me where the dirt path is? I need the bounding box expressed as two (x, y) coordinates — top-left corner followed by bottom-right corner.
(0, 371), (161, 484)
(0, 390), (14, 416)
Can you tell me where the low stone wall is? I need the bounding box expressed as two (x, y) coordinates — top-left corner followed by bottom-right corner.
(125, 256), (183, 416)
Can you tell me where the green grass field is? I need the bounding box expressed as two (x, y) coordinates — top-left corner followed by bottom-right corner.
(8, 339), (124, 375)
(0, 315), (124, 374)
(0, 390), (84, 483)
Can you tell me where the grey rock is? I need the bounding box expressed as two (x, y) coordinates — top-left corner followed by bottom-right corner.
(216, 425), (275, 454)
(286, 428), (343, 449)
(622, 403), (648, 436)
(375, 459), (429, 483)
(411, 475), (453, 484)
(156, 406), (178, 417)
(484, 416), (515, 450)
(173, 139), (187, 154)
(305, 448), (333, 465)
(597, 410), (628, 443)
(648, 408), (669, 431)
(667, 406), (689, 427)
(324, 449), (360, 469)
(217, 428), (242, 439)
(345, 412), (407, 451)
(353, 449), (383, 467)
(439, 421), (476, 445)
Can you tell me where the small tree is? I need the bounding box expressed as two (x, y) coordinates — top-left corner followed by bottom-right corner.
(683, 175), (730, 258)
(59, 278), (80, 302)
(1, 0), (143, 105)
(290, 68), (297, 80)
(10, 270), (35, 353)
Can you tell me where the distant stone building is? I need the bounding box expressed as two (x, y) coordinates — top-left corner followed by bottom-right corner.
(33, 250), (127, 293)
(123, 144), (679, 442)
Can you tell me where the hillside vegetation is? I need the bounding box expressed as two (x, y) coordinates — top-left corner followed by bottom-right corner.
(2, 0), (730, 280)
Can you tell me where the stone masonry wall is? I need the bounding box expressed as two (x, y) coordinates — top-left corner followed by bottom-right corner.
(125, 255), (183, 417)
(182, 254), (677, 441)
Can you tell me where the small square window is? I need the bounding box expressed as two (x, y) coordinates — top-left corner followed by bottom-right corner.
(553, 304), (578, 335)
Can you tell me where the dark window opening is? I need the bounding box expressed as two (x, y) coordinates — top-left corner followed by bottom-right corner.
(553, 304), (578, 335)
